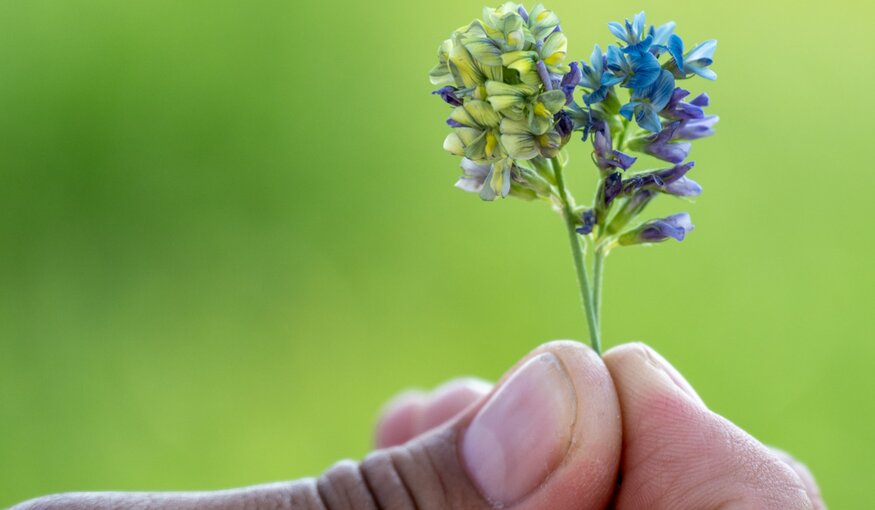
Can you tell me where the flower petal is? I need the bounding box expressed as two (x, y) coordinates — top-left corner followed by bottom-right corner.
(626, 51), (660, 90)
(635, 104), (663, 133)
(501, 133), (540, 160)
(464, 100), (501, 127)
(443, 132), (465, 156)
(686, 40), (717, 61)
(667, 34), (685, 73)
(663, 177), (703, 197)
(649, 70), (677, 110)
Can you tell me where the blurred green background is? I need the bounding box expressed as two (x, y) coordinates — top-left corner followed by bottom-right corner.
(0, 0), (871, 507)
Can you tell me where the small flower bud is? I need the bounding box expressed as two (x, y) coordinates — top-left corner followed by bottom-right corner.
(432, 86), (464, 107)
(619, 212), (694, 245)
(575, 208), (597, 235)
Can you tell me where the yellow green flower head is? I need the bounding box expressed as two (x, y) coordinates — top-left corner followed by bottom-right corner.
(429, 3), (574, 201)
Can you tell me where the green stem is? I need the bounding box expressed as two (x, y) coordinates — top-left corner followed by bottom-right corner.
(593, 247), (605, 324)
(551, 157), (602, 355)
(615, 116), (632, 152)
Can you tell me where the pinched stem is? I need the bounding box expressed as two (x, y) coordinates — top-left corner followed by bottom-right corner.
(551, 157), (602, 355)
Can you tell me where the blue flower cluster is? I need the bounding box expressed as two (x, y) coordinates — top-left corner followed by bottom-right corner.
(565, 11), (718, 245)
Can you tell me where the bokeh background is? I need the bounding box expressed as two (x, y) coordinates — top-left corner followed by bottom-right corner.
(0, 0), (871, 507)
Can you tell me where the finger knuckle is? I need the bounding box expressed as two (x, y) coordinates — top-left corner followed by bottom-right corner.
(316, 460), (379, 510)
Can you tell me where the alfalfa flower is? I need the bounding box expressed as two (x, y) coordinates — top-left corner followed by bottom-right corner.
(627, 122), (692, 163)
(429, 2), (579, 201)
(429, 5), (719, 354)
(619, 69), (676, 133)
(618, 212), (695, 245)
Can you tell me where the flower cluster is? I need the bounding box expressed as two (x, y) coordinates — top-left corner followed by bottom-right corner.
(429, 5), (719, 353)
(429, 3), (585, 201)
(431, 7), (718, 245)
(576, 11), (718, 246)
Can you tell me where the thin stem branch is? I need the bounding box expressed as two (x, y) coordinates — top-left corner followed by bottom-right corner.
(551, 157), (602, 355)
(592, 247), (605, 324)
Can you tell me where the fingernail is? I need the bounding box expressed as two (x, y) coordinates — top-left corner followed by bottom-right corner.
(461, 353), (576, 506)
(640, 345), (705, 406)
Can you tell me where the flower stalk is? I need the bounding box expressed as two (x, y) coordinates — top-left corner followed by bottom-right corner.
(592, 247), (605, 322)
(552, 156), (602, 355)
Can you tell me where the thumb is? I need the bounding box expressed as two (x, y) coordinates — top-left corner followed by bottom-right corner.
(12, 341), (621, 510)
(321, 340), (622, 509)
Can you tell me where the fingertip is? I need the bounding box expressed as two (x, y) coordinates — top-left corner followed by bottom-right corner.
(771, 448), (827, 509)
(375, 378), (493, 449)
(419, 378), (491, 433)
(374, 390), (427, 449)
(604, 341), (704, 407)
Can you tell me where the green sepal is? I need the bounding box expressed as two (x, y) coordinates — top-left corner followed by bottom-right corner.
(513, 158), (553, 197)
(509, 180), (539, 200)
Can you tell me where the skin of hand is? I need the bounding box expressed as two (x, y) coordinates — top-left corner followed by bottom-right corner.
(11, 341), (825, 510)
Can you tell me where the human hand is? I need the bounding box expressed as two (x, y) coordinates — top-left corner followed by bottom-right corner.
(12, 341), (824, 509)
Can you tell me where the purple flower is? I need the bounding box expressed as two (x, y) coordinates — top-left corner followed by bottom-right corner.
(690, 92), (709, 107)
(560, 62), (582, 105)
(576, 208), (597, 235)
(619, 212), (694, 245)
(655, 161), (695, 183)
(628, 121), (691, 164)
(566, 102), (592, 139)
(620, 172), (663, 194)
(592, 120), (637, 171)
(676, 115), (719, 140)
(602, 171), (623, 207)
(554, 110), (574, 139)
(432, 86), (463, 107)
(663, 177), (703, 197)
(621, 162), (701, 198)
(661, 88), (705, 121)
